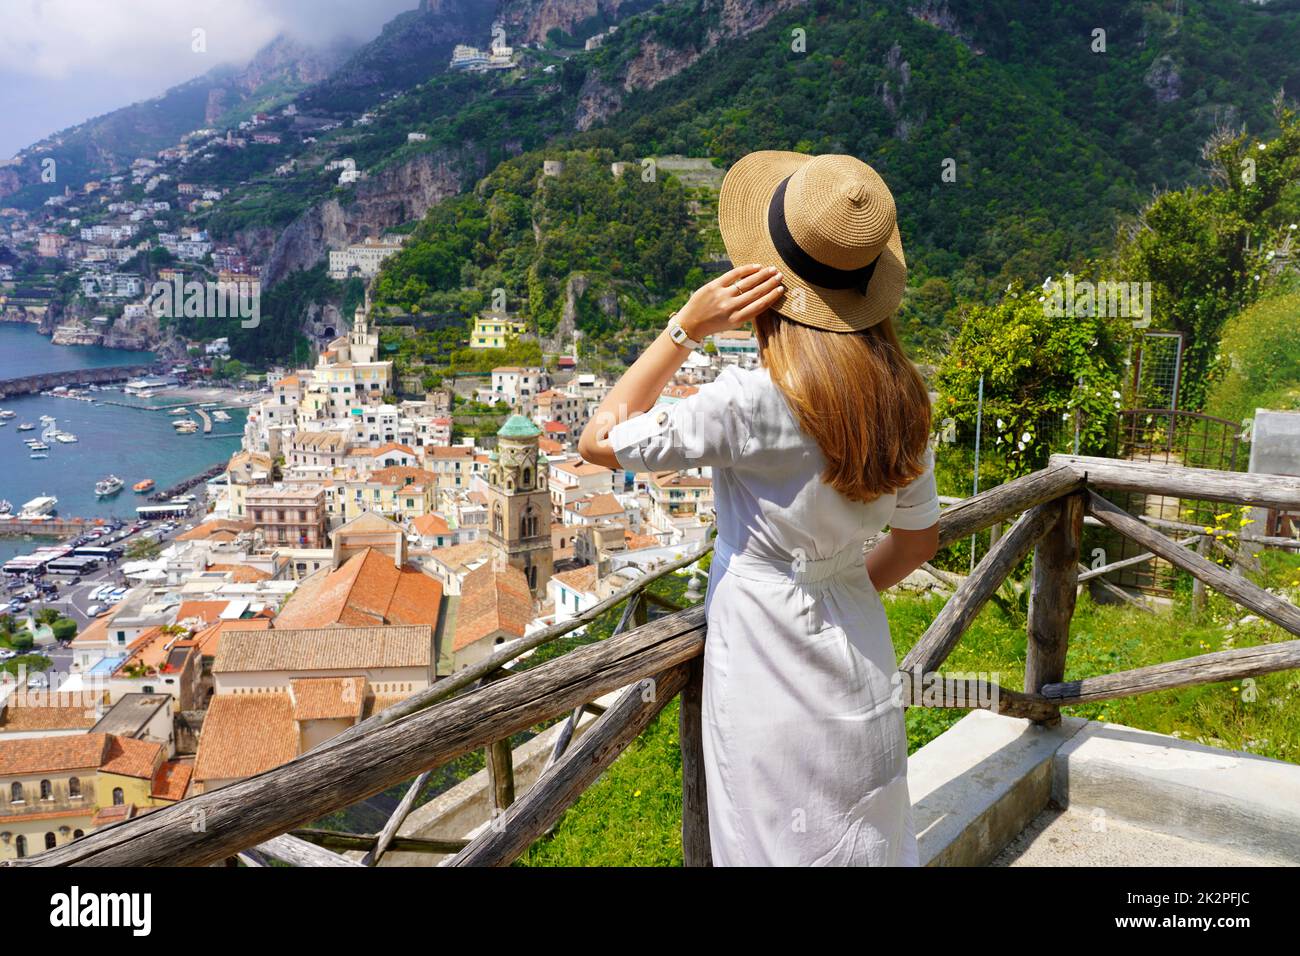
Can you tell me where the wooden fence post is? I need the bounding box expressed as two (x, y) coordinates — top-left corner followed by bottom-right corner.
(481, 669), (516, 815)
(1025, 492), (1084, 726)
(679, 656), (711, 867)
(1192, 534), (1210, 615)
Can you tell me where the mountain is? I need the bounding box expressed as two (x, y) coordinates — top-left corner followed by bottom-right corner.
(0, 33), (358, 207)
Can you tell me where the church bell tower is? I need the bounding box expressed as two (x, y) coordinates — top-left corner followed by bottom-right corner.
(486, 413), (553, 597)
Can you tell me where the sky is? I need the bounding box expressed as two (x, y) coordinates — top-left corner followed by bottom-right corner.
(0, 0), (421, 159)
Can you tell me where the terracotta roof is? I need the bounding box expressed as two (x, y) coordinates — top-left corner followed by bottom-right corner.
(539, 438), (565, 456)
(0, 693), (99, 733)
(624, 531), (660, 550)
(357, 442), (416, 458)
(191, 617), (272, 659)
(273, 548), (443, 630)
(424, 539), (491, 573)
(151, 760), (192, 801)
(0, 734), (155, 777)
(290, 677), (367, 720)
(91, 804), (137, 826)
(552, 565), (598, 594)
(193, 694), (299, 782)
(649, 471), (712, 489)
(214, 625), (434, 673)
(71, 610), (116, 646)
(100, 735), (163, 780)
(427, 445), (475, 460)
(542, 421), (569, 433)
(556, 460), (611, 477)
(568, 493), (624, 518)
(205, 563), (273, 583)
(176, 519), (253, 542)
(275, 374), (300, 387)
(411, 513), (451, 536)
(453, 563), (533, 652)
(121, 627), (192, 675)
(174, 600), (230, 628)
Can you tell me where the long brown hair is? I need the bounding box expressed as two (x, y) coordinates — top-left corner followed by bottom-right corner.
(753, 310), (931, 504)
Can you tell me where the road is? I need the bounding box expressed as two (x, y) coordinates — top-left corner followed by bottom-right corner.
(4, 496), (205, 679)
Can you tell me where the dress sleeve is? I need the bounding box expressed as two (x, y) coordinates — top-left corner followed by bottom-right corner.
(889, 444), (941, 530)
(608, 365), (751, 473)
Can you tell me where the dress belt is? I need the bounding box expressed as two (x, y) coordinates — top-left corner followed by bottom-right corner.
(713, 535), (868, 587)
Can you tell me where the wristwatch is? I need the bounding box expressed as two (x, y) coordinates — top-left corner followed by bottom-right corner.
(666, 310), (702, 350)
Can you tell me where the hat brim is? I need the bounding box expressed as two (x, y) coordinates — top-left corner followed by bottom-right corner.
(717, 150), (907, 333)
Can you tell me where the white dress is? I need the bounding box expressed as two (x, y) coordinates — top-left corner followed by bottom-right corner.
(609, 363), (940, 866)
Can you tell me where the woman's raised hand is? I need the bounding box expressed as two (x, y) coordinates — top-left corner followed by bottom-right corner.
(676, 263), (785, 340)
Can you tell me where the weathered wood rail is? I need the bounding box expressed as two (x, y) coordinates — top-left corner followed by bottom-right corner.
(11, 454), (1300, 868)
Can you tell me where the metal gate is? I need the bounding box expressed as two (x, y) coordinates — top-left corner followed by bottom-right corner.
(1092, 408), (1245, 596)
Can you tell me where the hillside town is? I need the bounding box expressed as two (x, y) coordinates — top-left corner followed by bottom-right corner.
(0, 282), (760, 859)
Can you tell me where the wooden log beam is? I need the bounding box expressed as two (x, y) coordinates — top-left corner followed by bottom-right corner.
(1052, 455), (1300, 511)
(450, 665), (691, 866)
(362, 770), (432, 867)
(9, 606), (708, 867)
(256, 834), (363, 867)
(896, 673), (1058, 721)
(291, 828), (469, 855)
(1041, 639), (1300, 705)
(936, 463), (1081, 549)
(1026, 493), (1084, 725)
(679, 657), (711, 867)
(902, 504), (1060, 675)
(1076, 535), (1201, 581)
(1141, 514), (1300, 550)
(1087, 491), (1300, 637)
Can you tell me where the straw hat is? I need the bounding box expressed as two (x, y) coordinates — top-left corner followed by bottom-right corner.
(718, 151), (906, 332)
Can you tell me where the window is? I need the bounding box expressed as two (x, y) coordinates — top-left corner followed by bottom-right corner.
(112, 787), (125, 806)
(69, 777), (81, 798)
(15, 835), (25, 858)
(45, 832), (57, 850)
(9, 782), (22, 803)
(73, 829), (84, 839)
(39, 779), (52, 800)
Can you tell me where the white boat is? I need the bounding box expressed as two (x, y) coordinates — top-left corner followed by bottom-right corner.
(39, 415), (56, 424)
(212, 410), (231, 422)
(55, 433), (78, 443)
(30, 453), (49, 459)
(174, 407), (189, 414)
(95, 475), (125, 497)
(17, 423), (34, 431)
(27, 442), (50, 451)
(0, 410), (15, 419)
(18, 496), (58, 517)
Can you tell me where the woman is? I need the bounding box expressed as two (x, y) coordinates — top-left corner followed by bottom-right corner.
(578, 151), (939, 866)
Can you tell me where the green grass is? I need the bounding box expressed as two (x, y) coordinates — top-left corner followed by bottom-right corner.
(518, 551), (1300, 866)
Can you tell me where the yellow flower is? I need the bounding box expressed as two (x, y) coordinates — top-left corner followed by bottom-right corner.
(1203, 526), (1215, 534)
(633, 789), (642, 797)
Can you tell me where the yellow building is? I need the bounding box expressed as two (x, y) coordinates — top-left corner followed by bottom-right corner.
(324, 466), (438, 523)
(470, 312), (527, 349)
(0, 733), (190, 860)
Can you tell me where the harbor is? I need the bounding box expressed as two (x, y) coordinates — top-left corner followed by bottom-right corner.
(0, 324), (248, 564)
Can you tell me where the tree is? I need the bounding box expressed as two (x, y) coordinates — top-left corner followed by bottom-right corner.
(127, 538), (162, 561)
(934, 281), (1128, 482)
(52, 618), (78, 642)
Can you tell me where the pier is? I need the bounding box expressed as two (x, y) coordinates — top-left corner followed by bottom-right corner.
(0, 363), (158, 399)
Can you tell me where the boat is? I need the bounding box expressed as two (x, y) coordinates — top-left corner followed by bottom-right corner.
(18, 496), (58, 517)
(29, 453), (49, 460)
(55, 433), (78, 443)
(39, 415), (56, 424)
(0, 500), (11, 515)
(133, 479), (155, 494)
(17, 423), (34, 431)
(95, 475), (125, 497)
(174, 407), (189, 414)
(27, 442), (50, 451)
(212, 410), (231, 422)
(0, 410), (15, 419)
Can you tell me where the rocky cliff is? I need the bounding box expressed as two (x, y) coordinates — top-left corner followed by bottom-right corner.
(257, 148), (479, 285)
(575, 0), (808, 130)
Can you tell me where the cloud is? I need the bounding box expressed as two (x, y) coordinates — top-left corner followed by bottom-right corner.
(0, 0), (418, 79)
(0, 0), (420, 158)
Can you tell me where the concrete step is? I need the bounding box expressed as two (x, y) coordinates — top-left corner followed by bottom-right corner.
(989, 804), (1285, 866)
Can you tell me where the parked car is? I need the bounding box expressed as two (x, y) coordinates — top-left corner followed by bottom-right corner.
(86, 604), (105, 617)
(26, 673), (48, 688)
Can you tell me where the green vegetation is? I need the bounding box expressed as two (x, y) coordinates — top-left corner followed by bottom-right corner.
(1204, 290), (1300, 425)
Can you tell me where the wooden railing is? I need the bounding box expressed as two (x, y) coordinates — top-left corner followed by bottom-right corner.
(11, 454), (1300, 868)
